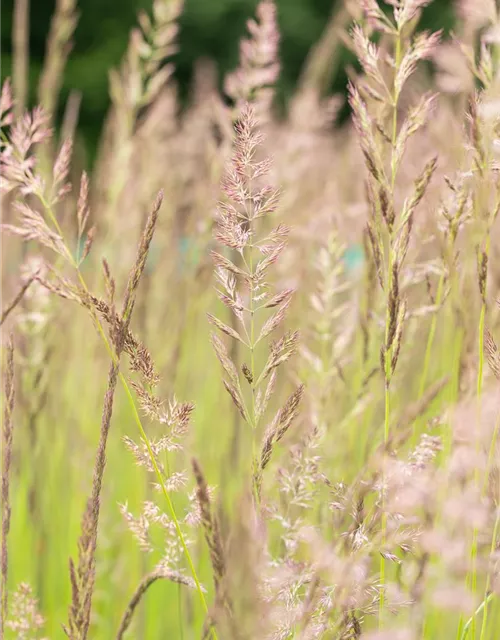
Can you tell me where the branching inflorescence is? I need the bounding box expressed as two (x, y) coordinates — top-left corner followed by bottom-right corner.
(209, 103), (303, 502)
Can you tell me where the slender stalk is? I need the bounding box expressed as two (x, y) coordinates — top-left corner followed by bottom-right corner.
(79, 284), (214, 636)
(38, 0), (78, 120)
(12, 0), (30, 116)
(379, 247), (393, 626)
(461, 592), (495, 640)
(248, 239), (259, 504)
(477, 299), (487, 399)
(417, 273), (445, 399)
(34, 191), (215, 637)
(379, 29), (401, 627)
(1, 337), (15, 636)
(242, 168), (260, 506)
(0, 270), (39, 326)
(116, 570), (195, 640)
(445, 250), (465, 450)
(0, 121), (213, 632)
(476, 395), (500, 638)
(469, 232), (491, 637)
(478, 520), (499, 639)
(422, 256), (463, 633)
(119, 367), (211, 620)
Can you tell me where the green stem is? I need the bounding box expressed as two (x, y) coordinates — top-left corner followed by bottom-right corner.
(76, 269), (214, 634)
(119, 369), (212, 622)
(380, 28), (401, 628)
(478, 398), (500, 638)
(36, 189), (216, 638)
(477, 301), (486, 400)
(461, 592), (495, 640)
(418, 273), (445, 400)
(469, 233), (490, 637)
(379, 248), (392, 628)
(248, 241), (259, 505)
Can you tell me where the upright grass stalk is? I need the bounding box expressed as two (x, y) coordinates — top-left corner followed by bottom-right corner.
(117, 368), (213, 634)
(419, 297), (463, 636)
(66, 247), (214, 638)
(461, 332), (500, 639)
(56, 195), (216, 640)
(209, 104), (303, 509)
(475, 232), (492, 404)
(64, 191), (166, 638)
(477, 527), (499, 639)
(451, 19), (500, 633)
(38, 0), (78, 122)
(223, 1), (280, 476)
(1, 337), (15, 637)
(467, 281), (487, 638)
(417, 274), (445, 399)
(349, 6), (440, 626)
(0, 117), (214, 636)
(247, 218), (259, 501)
(192, 458), (228, 618)
(0, 269), (39, 326)
(462, 473), (500, 639)
(477, 447), (500, 639)
(380, 27), (401, 627)
(417, 177), (469, 406)
(99, 0), (183, 231)
(12, 0), (29, 116)
(465, 194), (500, 640)
(40, 194), (214, 639)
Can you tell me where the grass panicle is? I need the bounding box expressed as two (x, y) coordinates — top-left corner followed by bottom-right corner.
(4, 0), (500, 638)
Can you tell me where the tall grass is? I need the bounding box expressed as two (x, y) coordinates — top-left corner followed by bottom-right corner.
(2, 0), (500, 638)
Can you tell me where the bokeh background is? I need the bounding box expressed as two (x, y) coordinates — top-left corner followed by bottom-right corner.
(1, 0), (454, 157)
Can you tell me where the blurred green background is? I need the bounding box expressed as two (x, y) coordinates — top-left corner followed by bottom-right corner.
(1, 0), (455, 153)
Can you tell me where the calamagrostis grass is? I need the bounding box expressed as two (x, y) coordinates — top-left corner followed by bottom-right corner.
(1, 96), (211, 637)
(12, 0), (29, 116)
(99, 0), (183, 231)
(349, 0), (439, 622)
(64, 192), (163, 639)
(5, 0), (500, 638)
(0, 266), (39, 326)
(225, 0), (280, 122)
(1, 337), (15, 637)
(5, 583), (46, 640)
(38, 0), (79, 121)
(209, 102), (303, 503)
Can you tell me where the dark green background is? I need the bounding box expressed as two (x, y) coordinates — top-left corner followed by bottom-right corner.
(1, 0), (455, 151)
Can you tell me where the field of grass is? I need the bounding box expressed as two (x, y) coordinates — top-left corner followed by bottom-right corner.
(3, 0), (500, 638)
